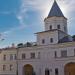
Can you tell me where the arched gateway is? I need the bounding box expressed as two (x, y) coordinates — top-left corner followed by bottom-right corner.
(23, 64), (34, 75)
(64, 62), (75, 75)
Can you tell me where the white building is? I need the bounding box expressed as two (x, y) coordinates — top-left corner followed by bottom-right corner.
(0, 0), (75, 75)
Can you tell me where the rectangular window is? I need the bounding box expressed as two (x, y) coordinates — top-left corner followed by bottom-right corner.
(14, 54), (17, 60)
(22, 53), (26, 59)
(10, 65), (13, 71)
(3, 55), (6, 61)
(55, 68), (58, 75)
(74, 49), (75, 56)
(57, 25), (60, 29)
(50, 38), (53, 43)
(61, 50), (67, 57)
(38, 52), (40, 59)
(3, 65), (6, 71)
(31, 53), (35, 59)
(45, 69), (49, 75)
(10, 54), (13, 60)
(50, 25), (52, 30)
(42, 39), (45, 44)
(54, 51), (57, 58)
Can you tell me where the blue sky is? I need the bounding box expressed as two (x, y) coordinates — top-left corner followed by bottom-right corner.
(0, 0), (75, 48)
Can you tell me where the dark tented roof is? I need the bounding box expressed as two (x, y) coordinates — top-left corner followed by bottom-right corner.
(58, 36), (72, 43)
(47, 1), (64, 18)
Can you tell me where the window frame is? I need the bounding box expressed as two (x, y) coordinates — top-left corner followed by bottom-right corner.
(3, 55), (6, 61)
(50, 25), (52, 30)
(42, 39), (45, 44)
(54, 51), (57, 58)
(22, 53), (26, 59)
(45, 68), (50, 75)
(10, 54), (13, 60)
(57, 25), (60, 29)
(30, 53), (35, 59)
(50, 38), (53, 43)
(61, 50), (67, 57)
(55, 68), (59, 75)
(3, 65), (6, 71)
(10, 64), (13, 71)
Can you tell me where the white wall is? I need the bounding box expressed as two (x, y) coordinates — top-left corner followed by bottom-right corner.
(44, 17), (67, 33)
(37, 30), (58, 45)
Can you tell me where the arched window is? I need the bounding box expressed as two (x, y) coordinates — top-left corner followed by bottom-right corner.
(45, 69), (49, 75)
(50, 38), (53, 43)
(50, 25), (52, 30)
(57, 25), (60, 29)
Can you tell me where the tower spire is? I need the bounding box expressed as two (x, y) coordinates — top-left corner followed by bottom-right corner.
(47, 0), (65, 18)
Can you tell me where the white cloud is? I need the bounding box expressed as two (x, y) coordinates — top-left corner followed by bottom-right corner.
(7, 0), (74, 37)
(19, 0), (75, 18)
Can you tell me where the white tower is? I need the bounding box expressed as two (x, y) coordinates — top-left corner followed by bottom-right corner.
(36, 0), (72, 46)
(44, 0), (67, 33)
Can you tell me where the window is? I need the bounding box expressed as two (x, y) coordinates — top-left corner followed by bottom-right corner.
(3, 65), (6, 71)
(45, 69), (49, 75)
(3, 55), (6, 61)
(64, 26), (66, 31)
(50, 38), (53, 43)
(14, 54), (17, 60)
(10, 65), (13, 71)
(57, 25), (60, 29)
(50, 25), (52, 30)
(74, 49), (75, 56)
(22, 53), (26, 59)
(31, 53), (35, 59)
(61, 50), (67, 57)
(38, 52), (40, 59)
(54, 51), (57, 58)
(42, 39), (45, 44)
(10, 54), (13, 60)
(55, 68), (58, 75)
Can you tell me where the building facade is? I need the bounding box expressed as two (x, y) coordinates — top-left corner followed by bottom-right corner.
(0, 0), (75, 75)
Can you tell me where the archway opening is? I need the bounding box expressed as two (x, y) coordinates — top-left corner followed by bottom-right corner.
(64, 62), (75, 75)
(23, 64), (34, 75)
